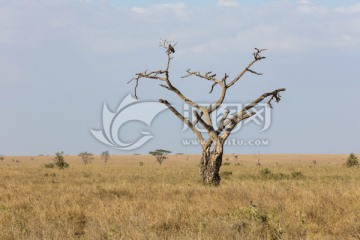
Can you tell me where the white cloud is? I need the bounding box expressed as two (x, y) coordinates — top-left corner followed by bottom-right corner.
(131, 6), (145, 14)
(154, 3), (189, 20)
(332, 34), (358, 47)
(335, 3), (360, 13)
(0, 0), (359, 55)
(299, 0), (311, 5)
(298, 1), (327, 14)
(130, 3), (189, 21)
(217, 0), (239, 8)
(188, 25), (318, 56)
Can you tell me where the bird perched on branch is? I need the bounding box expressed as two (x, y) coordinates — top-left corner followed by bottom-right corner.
(167, 44), (175, 54)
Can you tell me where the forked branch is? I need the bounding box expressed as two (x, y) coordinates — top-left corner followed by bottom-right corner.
(227, 48), (267, 88)
(220, 88), (286, 140)
(128, 40), (200, 109)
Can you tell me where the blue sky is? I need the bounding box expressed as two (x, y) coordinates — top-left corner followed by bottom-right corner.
(0, 0), (359, 156)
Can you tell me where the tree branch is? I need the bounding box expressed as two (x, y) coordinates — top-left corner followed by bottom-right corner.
(193, 110), (212, 131)
(227, 48), (267, 88)
(127, 70), (167, 99)
(181, 69), (225, 93)
(217, 108), (230, 134)
(242, 88), (286, 111)
(220, 88), (286, 140)
(128, 40), (200, 109)
(220, 111), (257, 141)
(195, 109), (219, 142)
(159, 99), (205, 144)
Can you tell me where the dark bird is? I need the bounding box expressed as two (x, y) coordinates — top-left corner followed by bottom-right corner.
(168, 44), (175, 53)
(209, 74), (216, 78)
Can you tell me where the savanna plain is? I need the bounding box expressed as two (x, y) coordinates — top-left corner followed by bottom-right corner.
(0, 154), (359, 240)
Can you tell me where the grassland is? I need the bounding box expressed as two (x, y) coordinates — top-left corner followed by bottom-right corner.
(0, 154), (359, 239)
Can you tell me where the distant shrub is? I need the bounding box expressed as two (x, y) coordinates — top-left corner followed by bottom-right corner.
(79, 152), (94, 165)
(43, 152), (69, 169)
(223, 162), (231, 166)
(54, 151), (69, 169)
(139, 162), (144, 166)
(259, 168), (272, 177)
(259, 168), (305, 180)
(0, 156), (4, 162)
(221, 170), (233, 179)
(345, 153), (358, 168)
(235, 163), (241, 166)
(44, 163), (55, 168)
(290, 171), (305, 179)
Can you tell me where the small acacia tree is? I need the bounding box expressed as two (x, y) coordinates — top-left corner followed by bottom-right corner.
(345, 153), (358, 168)
(149, 149), (171, 166)
(129, 40), (285, 185)
(79, 152), (94, 165)
(100, 151), (110, 163)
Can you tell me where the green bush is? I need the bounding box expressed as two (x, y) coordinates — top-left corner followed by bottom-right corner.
(221, 171), (233, 179)
(54, 151), (69, 169)
(291, 171), (305, 179)
(345, 153), (358, 168)
(44, 163), (55, 168)
(259, 168), (305, 180)
(259, 168), (272, 177)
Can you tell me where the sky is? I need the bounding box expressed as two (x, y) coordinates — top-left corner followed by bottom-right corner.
(0, 0), (359, 156)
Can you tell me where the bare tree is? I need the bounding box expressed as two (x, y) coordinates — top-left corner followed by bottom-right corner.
(129, 40), (285, 186)
(79, 152), (94, 165)
(100, 151), (110, 163)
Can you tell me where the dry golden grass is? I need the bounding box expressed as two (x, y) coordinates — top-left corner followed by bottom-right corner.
(1, 154), (360, 239)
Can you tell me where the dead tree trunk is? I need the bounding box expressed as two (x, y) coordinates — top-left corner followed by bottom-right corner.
(200, 142), (223, 186)
(129, 40), (285, 186)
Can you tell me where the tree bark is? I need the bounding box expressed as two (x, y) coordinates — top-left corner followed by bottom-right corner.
(200, 143), (223, 186)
